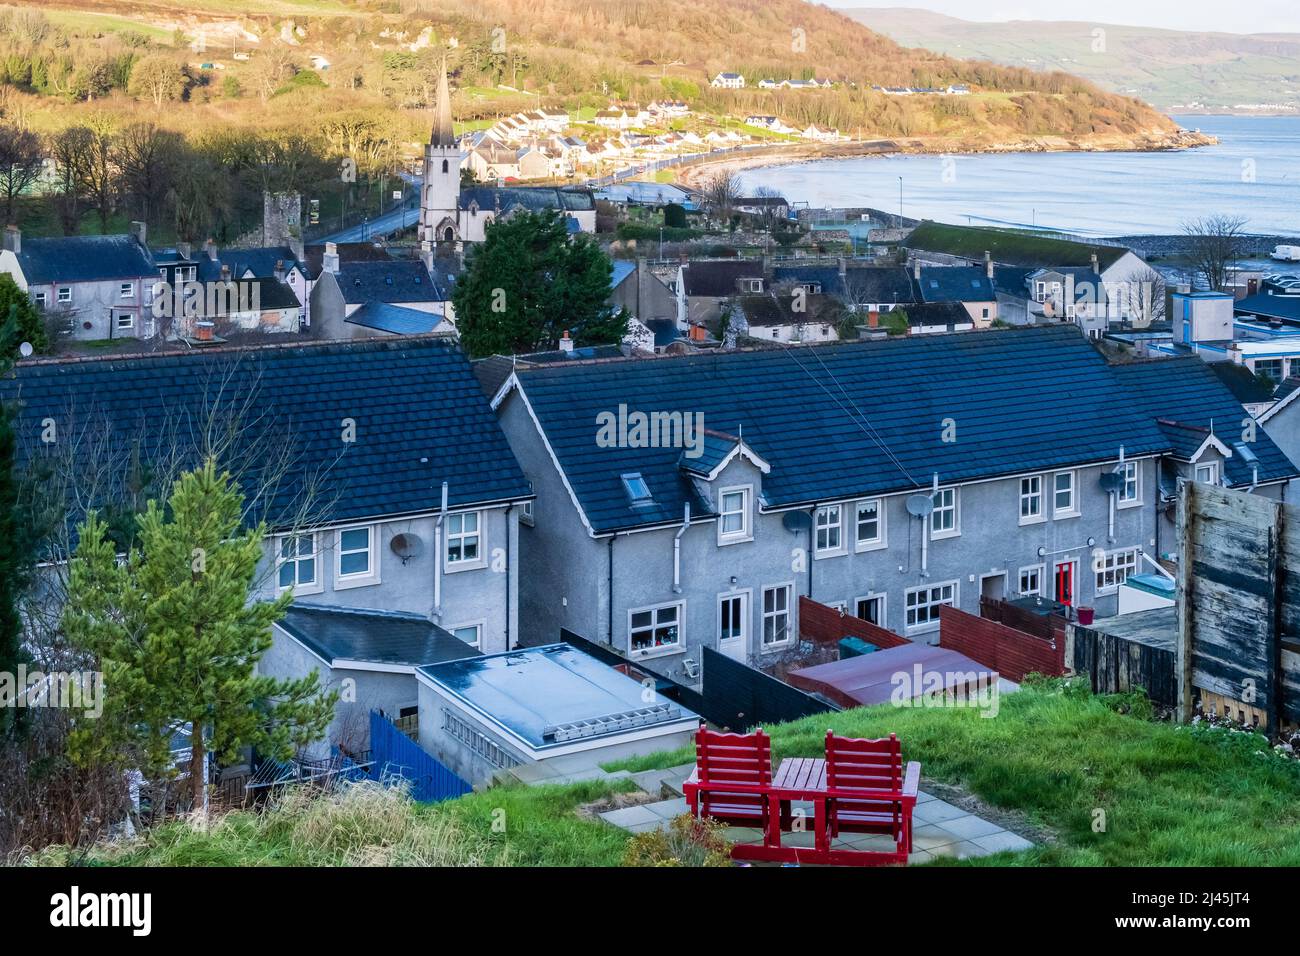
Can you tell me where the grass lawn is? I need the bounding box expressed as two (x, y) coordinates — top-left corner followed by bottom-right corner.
(30, 682), (1300, 866)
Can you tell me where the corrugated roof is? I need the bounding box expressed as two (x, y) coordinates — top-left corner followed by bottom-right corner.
(512, 326), (1173, 533)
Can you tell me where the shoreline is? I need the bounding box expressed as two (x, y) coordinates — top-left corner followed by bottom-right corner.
(672, 128), (1216, 191)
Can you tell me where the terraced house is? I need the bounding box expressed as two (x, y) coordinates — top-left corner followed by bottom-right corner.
(0, 337), (533, 752)
(491, 326), (1297, 686)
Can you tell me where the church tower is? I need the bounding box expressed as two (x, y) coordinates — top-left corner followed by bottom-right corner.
(420, 58), (462, 255)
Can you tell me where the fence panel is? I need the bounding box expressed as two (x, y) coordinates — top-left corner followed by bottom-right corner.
(369, 711), (472, 803)
(1071, 626), (1177, 707)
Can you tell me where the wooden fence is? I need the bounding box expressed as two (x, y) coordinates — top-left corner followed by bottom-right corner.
(1069, 624), (1177, 707)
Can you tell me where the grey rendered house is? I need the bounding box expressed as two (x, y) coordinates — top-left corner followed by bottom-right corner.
(490, 326), (1297, 686)
(0, 224), (158, 340)
(310, 253), (452, 339)
(1, 336), (532, 753)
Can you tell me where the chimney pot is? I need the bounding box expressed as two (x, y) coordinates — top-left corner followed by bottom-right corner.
(559, 329), (574, 354)
(2, 224), (18, 255)
(1091, 252), (1100, 275)
(129, 220), (147, 247)
(204, 238), (219, 261)
(868, 309), (879, 328)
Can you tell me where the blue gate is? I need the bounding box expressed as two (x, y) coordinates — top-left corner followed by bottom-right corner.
(368, 711), (473, 803)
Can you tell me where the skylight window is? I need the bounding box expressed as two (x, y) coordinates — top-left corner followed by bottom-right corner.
(622, 473), (652, 504)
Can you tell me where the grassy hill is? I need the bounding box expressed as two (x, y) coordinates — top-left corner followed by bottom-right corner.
(6, 0), (1188, 146)
(846, 7), (1300, 113)
(29, 680), (1300, 866)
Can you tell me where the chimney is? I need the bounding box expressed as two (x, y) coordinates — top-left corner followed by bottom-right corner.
(220, 263), (231, 281)
(177, 241), (192, 261)
(913, 260), (921, 282)
(323, 241), (340, 275)
(837, 256), (847, 278)
(204, 238), (218, 261)
(559, 329), (574, 354)
(129, 220), (147, 247)
(985, 250), (993, 279)
(274, 259), (286, 282)
(2, 225), (18, 255)
(868, 309), (879, 328)
(1091, 252), (1100, 275)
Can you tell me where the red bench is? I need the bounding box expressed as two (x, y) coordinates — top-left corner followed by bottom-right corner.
(684, 726), (920, 865)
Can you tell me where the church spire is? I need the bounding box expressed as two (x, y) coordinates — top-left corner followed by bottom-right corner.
(431, 56), (455, 148)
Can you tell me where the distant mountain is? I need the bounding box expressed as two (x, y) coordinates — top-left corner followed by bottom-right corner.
(844, 7), (1300, 113)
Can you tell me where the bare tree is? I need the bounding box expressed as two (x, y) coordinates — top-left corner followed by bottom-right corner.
(116, 123), (184, 228)
(701, 169), (739, 224)
(0, 123), (42, 225)
(1182, 214), (1249, 292)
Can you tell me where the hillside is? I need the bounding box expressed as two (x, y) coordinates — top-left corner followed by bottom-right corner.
(4, 0), (1194, 149)
(846, 7), (1300, 113)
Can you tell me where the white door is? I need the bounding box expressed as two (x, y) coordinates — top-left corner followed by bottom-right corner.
(718, 592), (749, 662)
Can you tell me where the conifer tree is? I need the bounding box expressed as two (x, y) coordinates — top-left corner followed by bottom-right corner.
(63, 459), (336, 809)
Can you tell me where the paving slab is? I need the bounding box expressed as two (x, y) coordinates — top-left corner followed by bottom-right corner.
(912, 799), (969, 825)
(973, 830), (1036, 854)
(933, 813), (1007, 841)
(598, 804), (661, 828)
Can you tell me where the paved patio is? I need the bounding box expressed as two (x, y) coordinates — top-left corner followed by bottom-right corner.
(599, 765), (1034, 864)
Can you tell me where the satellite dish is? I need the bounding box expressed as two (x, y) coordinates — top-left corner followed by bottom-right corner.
(18, 342), (32, 358)
(906, 494), (934, 518)
(1098, 472), (1123, 493)
(389, 532), (424, 564)
(782, 511), (812, 533)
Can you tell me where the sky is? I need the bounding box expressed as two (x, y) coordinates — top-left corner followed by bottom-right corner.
(827, 1), (1300, 35)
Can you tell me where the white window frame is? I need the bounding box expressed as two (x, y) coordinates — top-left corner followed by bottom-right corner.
(1118, 460), (1142, 507)
(854, 592), (887, 627)
(115, 312), (135, 332)
(814, 503), (845, 557)
(1194, 461), (1220, 485)
(1018, 564), (1043, 597)
(930, 487), (959, 539)
(1053, 471), (1079, 518)
(276, 532), (322, 595)
(854, 498), (886, 551)
(761, 583), (795, 648)
(629, 600), (684, 659)
(334, 525), (379, 588)
(444, 510), (486, 572)
(1095, 547), (1139, 595)
(905, 580), (957, 634)
(520, 499), (535, 527)
(717, 589), (752, 649)
(119, 282), (134, 299)
(1019, 475), (1044, 525)
(33, 291), (47, 308)
(57, 286), (72, 304)
(717, 485), (753, 545)
(449, 621), (484, 649)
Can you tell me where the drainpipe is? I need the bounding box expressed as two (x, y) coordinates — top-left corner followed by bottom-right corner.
(504, 502), (513, 650)
(672, 503), (691, 593)
(921, 473), (938, 575)
(433, 481), (448, 621)
(1250, 464), (1259, 492)
(1109, 446), (1124, 541)
(807, 506), (815, 599)
(607, 534), (616, 646)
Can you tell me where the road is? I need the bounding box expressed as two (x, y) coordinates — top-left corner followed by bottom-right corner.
(319, 172), (423, 244)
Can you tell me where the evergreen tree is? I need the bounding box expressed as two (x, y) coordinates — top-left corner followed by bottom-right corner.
(452, 209), (628, 358)
(0, 275), (47, 357)
(0, 305), (26, 735)
(63, 459), (336, 809)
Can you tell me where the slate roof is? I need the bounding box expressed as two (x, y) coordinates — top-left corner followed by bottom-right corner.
(346, 302), (450, 335)
(916, 266), (995, 303)
(472, 346), (628, 398)
(301, 242), (393, 280)
(510, 326), (1176, 533)
(681, 260), (764, 297)
(842, 266), (916, 306)
(336, 260), (442, 305)
(1111, 357), (1298, 487)
(1207, 361), (1276, 405)
(904, 301), (973, 328)
(0, 338), (532, 537)
(202, 276), (300, 314)
(202, 246), (302, 282)
(459, 186), (596, 214)
(12, 234), (156, 284)
(736, 293), (839, 328)
(991, 265), (1033, 298)
(772, 265), (847, 298)
(1235, 292), (1300, 324)
(278, 604), (481, 668)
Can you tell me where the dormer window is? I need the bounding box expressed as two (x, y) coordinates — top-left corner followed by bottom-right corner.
(622, 472), (652, 504)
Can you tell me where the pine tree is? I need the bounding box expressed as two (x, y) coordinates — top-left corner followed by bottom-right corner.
(63, 459), (336, 809)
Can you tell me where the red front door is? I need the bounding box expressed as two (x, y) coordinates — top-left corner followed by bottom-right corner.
(1054, 561), (1075, 606)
